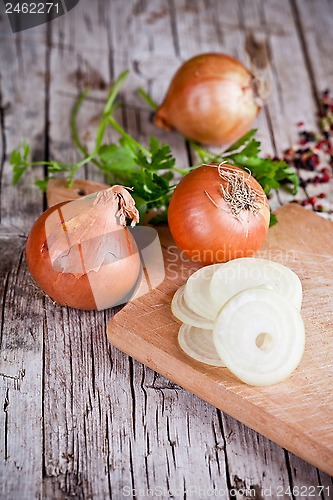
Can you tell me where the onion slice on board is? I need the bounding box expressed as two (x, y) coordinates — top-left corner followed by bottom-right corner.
(178, 324), (226, 367)
(210, 258), (302, 312)
(171, 286), (214, 329)
(213, 288), (305, 386)
(184, 264), (222, 320)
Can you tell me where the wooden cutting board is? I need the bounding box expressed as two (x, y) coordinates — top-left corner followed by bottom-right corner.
(107, 204), (333, 476)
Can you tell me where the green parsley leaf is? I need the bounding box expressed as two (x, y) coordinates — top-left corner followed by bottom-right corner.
(131, 194), (148, 221)
(269, 212), (278, 226)
(35, 179), (49, 192)
(135, 139), (176, 171)
(224, 129), (257, 153)
(205, 131), (300, 197)
(47, 161), (68, 173)
(11, 142), (31, 184)
(98, 141), (138, 179)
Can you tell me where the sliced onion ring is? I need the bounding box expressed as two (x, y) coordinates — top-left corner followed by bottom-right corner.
(178, 324), (226, 367)
(184, 264), (222, 320)
(171, 286), (214, 329)
(210, 258), (302, 312)
(213, 288), (305, 386)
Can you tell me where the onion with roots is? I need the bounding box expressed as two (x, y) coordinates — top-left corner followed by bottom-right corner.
(168, 164), (270, 264)
(154, 53), (265, 146)
(25, 186), (141, 311)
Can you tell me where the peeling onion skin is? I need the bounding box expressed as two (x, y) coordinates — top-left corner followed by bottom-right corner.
(167, 164), (270, 265)
(154, 53), (260, 146)
(25, 200), (141, 311)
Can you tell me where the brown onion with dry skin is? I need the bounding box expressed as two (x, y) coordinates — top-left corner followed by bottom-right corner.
(154, 53), (262, 146)
(26, 186), (141, 310)
(168, 164), (270, 264)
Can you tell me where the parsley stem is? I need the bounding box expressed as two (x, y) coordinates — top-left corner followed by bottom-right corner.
(95, 70), (130, 151)
(189, 140), (217, 162)
(71, 88), (90, 158)
(104, 70), (129, 115)
(172, 166), (191, 175)
(108, 116), (152, 157)
(68, 153), (99, 181)
(21, 153), (96, 171)
(71, 88), (104, 169)
(71, 71), (130, 171)
(137, 87), (159, 111)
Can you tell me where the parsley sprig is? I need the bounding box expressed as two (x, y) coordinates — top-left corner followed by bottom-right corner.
(10, 71), (299, 225)
(190, 130), (299, 196)
(188, 130), (299, 226)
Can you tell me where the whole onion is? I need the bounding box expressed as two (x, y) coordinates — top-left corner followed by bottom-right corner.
(154, 53), (263, 146)
(26, 186), (141, 310)
(168, 164), (270, 264)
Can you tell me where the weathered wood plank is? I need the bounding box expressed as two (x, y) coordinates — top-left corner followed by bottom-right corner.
(42, 306), (116, 498)
(0, 21), (47, 231)
(108, 0), (179, 107)
(47, 0), (109, 178)
(293, 0), (333, 219)
(0, 14), (47, 499)
(293, 2), (333, 491)
(0, 229), (43, 499)
(126, 365), (230, 497)
(221, 414), (292, 499)
(295, 0), (333, 92)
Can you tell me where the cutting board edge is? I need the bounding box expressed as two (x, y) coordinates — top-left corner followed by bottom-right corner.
(107, 329), (333, 478)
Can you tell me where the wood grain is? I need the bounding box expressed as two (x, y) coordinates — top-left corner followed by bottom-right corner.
(107, 203), (333, 477)
(0, 16), (47, 498)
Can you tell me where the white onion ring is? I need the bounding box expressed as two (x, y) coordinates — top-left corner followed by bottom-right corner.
(171, 286), (214, 329)
(178, 324), (225, 367)
(213, 288), (305, 386)
(210, 258), (302, 312)
(184, 264), (223, 320)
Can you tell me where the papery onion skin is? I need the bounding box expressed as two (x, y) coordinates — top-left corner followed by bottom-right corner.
(167, 164), (270, 265)
(26, 198), (141, 311)
(154, 53), (260, 146)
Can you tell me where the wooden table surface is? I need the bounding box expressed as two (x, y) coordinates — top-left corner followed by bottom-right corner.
(1, 1), (333, 498)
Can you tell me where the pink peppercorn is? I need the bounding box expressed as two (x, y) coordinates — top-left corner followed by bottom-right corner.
(321, 172), (331, 183)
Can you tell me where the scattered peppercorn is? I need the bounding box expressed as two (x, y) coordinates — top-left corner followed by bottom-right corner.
(280, 89), (333, 210)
